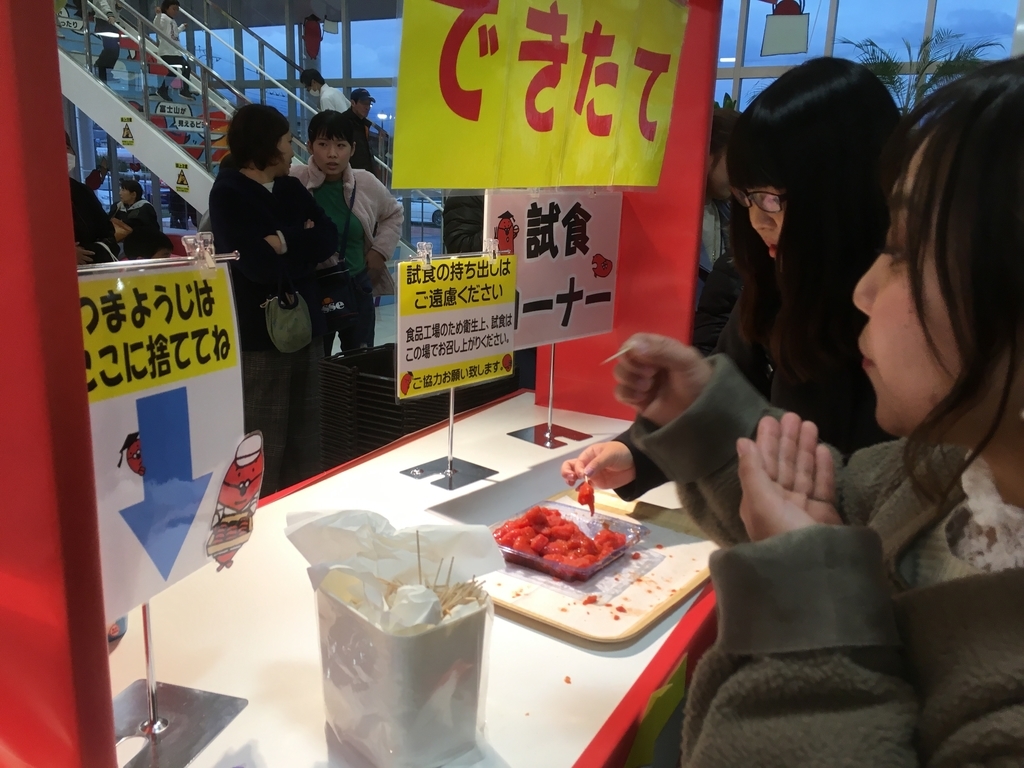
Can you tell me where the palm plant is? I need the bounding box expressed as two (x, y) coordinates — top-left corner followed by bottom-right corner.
(840, 28), (1002, 114)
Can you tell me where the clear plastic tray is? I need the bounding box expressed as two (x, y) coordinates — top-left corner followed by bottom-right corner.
(491, 501), (650, 582)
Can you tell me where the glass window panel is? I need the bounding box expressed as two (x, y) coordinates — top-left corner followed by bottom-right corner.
(743, 0), (829, 67)
(206, 28), (236, 81)
(739, 77), (776, 110)
(933, 0), (1017, 59)
(833, 0), (930, 60)
(351, 17), (401, 79)
(265, 88), (291, 116)
(714, 79), (736, 108)
(244, 26), (290, 81)
(719, 0), (742, 63)
(317, 27), (343, 79)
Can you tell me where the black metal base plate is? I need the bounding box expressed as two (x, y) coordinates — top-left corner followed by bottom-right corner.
(507, 423), (593, 449)
(400, 456), (498, 490)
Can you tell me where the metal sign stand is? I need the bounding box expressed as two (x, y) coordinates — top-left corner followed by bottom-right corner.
(401, 387), (498, 490)
(105, 243), (247, 766)
(399, 242), (501, 490)
(112, 603), (247, 768)
(508, 343), (592, 448)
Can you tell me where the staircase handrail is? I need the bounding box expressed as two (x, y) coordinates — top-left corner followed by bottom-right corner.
(88, 0), (248, 111)
(85, 1), (314, 164)
(193, 0), (302, 75)
(176, 7), (319, 117)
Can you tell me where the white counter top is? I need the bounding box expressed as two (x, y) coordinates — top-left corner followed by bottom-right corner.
(109, 393), (697, 768)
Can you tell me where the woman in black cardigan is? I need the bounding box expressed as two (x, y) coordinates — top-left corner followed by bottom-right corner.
(562, 59), (897, 498)
(209, 105), (338, 495)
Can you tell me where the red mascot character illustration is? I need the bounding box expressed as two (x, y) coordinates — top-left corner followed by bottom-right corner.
(494, 211), (519, 254)
(206, 432), (264, 571)
(592, 253), (613, 278)
(117, 432), (145, 476)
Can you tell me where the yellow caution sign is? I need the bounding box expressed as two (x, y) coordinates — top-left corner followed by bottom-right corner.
(175, 162), (190, 193)
(120, 116), (135, 146)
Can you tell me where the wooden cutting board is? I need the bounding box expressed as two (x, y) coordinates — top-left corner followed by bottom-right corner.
(479, 489), (715, 643)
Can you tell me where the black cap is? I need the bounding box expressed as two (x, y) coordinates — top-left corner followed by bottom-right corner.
(350, 88), (375, 104)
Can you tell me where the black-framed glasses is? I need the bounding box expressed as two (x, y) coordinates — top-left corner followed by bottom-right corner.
(732, 187), (787, 213)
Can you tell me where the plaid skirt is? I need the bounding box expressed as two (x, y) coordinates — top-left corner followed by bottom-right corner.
(241, 340), (323, 496)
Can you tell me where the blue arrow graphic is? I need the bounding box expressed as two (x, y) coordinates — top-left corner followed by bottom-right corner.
(120, 387), (212, 579)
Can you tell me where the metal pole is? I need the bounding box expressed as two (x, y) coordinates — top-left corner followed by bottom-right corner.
(259, 42), (266, 105)
(546, 344), (556, 440)
(446, 388), (455, 476)
(140, 602), (168, 734)
(140, 32), (152, 121)
(84, 14), (94, 71)
(202, 69), (212, 172)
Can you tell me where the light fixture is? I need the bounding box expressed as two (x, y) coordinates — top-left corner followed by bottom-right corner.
(377, 112), (388, 120)
(719, 57), (736, 63)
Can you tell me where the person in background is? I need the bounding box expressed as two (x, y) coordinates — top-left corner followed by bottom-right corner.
(563, 58), (899, 500)
(84, 156), (109, 192)
(67, 131), (117, 265)
(442, 194), (483, 254)
(291, 110), (403, 355)
(88, 0), (121, 83)
(300, 68), (347, 112)
(695, 108), (738, 299)
(441, 194), (539, 389)
(110, 179), (161, 259)
(594, 58), (1024, 766)
(208, 105), (338, 495)
(692, 108), (741, 355)
(148, 231), (175, 259)
(336, 88), (377, 174)
(197, 152), (238, 233)
(154, 0), (192, 101)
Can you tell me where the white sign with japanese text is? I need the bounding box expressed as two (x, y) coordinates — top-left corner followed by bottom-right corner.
(396, 255), (517, 399)
(485, 190), (621, 349)
(79, 264), (265, 621)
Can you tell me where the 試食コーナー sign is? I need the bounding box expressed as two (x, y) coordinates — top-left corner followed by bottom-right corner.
(396, 255), (517, 399)
(392, 0), (687, 189)
(485, 190), (621, 349)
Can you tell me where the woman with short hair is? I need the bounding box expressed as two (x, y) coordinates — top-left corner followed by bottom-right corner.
(110, 178), (160, 259)
(208, 104), (338, 495)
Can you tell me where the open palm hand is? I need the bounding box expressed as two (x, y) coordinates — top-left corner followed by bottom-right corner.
(737, 413), (842, 542)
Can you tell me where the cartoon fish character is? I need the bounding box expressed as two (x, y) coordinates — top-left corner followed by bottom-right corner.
(592, 253), (613, 278)
(206, 432), (264, 571)
(494, 211), (519, 254)
(117, 432), (145, 476)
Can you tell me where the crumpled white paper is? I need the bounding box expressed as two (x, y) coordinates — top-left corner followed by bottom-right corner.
(285, 510), (504, 635)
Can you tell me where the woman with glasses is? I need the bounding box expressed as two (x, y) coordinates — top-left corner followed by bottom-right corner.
(562, 58), (898, 500)
(594, 58), (1024, 766)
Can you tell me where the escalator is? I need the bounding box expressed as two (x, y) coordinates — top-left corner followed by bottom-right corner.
(57, 0), (442, 245)
(56, 0), (319, 213)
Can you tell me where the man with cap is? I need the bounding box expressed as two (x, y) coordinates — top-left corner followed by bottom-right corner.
(338, 87), (377, 174)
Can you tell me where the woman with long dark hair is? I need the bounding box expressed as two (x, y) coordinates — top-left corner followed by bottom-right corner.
(600, 56), (1024, 765)
(563, 58), (899, 497)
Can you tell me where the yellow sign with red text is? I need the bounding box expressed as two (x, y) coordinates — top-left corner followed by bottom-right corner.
(393, 0), (688, 189)
(396, 255), (517, 399)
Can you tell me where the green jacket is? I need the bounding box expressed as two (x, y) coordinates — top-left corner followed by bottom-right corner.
(632, 355), (1024, 768)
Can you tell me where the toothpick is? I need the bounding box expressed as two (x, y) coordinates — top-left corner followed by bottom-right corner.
(600, 344), (634, 365)
(433, 557), (443, 589)
(416, 531), (423, 586)
(445, 558), (454, 589)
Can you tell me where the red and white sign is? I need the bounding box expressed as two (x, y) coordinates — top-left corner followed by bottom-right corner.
(485, 190), (621, 349)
